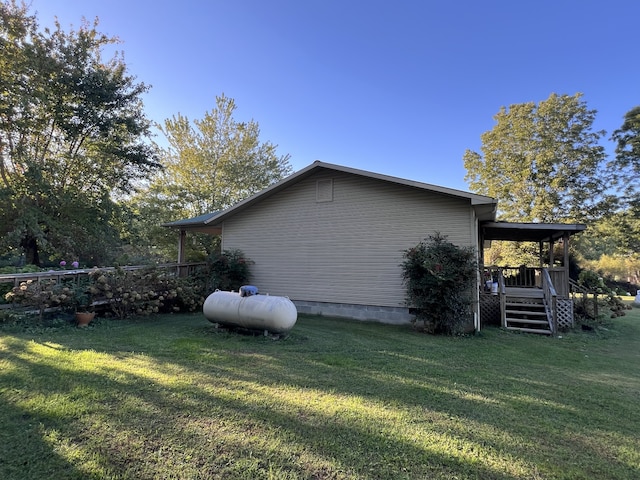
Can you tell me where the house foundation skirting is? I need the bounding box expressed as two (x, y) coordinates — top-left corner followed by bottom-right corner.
(557, 298), (574, 330)
(293, 300), (414, 325)
(480, 293), (501, 326)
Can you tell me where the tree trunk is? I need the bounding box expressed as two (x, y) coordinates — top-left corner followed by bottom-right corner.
(20, 236), (40, 266)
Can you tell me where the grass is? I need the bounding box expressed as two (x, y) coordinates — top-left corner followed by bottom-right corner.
(1, 309), (639, 479)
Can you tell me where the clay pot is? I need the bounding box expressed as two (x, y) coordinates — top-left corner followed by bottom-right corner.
(75, 311), (95, 327)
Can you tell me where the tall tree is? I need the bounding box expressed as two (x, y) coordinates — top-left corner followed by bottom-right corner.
(463, 93), (611, 223)
(611, 106), (640, 208)
(0, 1), (160, 265)
(131, 94), (292, 261)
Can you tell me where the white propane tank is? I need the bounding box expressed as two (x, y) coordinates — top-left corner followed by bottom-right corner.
(203, 290), (297, 333)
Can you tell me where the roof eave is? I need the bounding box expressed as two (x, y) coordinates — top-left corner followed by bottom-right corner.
(481, 221), (587, 243)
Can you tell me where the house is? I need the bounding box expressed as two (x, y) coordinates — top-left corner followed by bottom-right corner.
(164, 161), (585, 334)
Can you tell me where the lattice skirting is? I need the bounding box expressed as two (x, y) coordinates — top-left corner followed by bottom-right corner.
(480, 294), (500, 326)
(557, 298), (574, 330)
(481, 295), (574, 330)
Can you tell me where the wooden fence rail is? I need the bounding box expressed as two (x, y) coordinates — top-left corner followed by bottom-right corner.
(0, 263), (207, 287)
(0, 263), (207, 311)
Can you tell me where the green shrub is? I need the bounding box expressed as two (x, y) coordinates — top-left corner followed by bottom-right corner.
(0, 283), (12, 304)
(0, 308), (26, 325)
(0, 264), (41, 274)
(206, 249), (252, 292)
(578, 270), (607, 293)
(401, 233), (477, 335)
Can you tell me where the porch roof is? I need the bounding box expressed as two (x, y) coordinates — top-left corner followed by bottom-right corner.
(481, 221), (586, 243)
(162, 212), (222, 234)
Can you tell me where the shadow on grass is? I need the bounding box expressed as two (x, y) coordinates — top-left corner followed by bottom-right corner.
(1, 312), (639, 479)
(1, 333), (524, 479)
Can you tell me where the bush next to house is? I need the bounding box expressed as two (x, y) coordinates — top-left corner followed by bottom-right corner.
(205, 249), (252, 292)
(402, 233), (477, 335)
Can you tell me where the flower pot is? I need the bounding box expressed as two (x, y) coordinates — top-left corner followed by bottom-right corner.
(75, 311), (95, 327)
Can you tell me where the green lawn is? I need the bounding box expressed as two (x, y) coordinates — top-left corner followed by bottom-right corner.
(1, 309), (639, 479)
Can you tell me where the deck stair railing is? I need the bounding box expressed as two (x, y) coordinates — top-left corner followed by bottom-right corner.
(541, 268), (558, 336)
(569, 278), (599, 318)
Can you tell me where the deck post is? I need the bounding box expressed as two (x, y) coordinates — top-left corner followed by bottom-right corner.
(499, 271), (506, 328)
(177, 229), (186, 264)
(563, 232), (570, 283)
(539, 241), (544, 269)
(177, 229), (187, 276)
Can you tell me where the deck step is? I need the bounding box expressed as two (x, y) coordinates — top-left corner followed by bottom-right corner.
(505, 326), (552, 335)
(505, 318), (549, 325)
(504, 299), (544, 308)
(505, 309), (547, 316)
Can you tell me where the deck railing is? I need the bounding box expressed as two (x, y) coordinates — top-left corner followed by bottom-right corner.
(483, 265), (539, 289)
(0, 263), (208, 311)
(0, 263), (207, 288)
(483, 266), (569, 297)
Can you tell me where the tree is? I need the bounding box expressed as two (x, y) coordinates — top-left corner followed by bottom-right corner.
(463, 93), (611, 224)
(0, 1), (160, 265)
(131, 94), (292, 261)
(611, 106), (640, 207)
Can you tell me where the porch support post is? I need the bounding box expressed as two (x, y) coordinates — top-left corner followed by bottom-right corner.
(563, 231), (570, 291)
(549, 239), (555, 267)
(177, 229), (186, 264)
(539, 241), (544, 269)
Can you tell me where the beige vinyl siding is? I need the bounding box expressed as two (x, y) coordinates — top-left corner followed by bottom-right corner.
(222, 171), (475, 308)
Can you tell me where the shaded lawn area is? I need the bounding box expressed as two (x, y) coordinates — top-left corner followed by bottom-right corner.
(1, 309), (639, 479)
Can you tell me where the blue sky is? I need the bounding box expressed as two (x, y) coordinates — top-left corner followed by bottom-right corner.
(30, 0), (639, 191)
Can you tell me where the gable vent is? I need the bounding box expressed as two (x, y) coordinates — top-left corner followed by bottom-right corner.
(316, 179), (333, 202)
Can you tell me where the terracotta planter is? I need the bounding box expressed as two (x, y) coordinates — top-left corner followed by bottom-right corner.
(75, 311), (95, 327)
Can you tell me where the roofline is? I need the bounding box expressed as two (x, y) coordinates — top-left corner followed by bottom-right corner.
(482, 221), (587, 232)
(204, 160), (497, 226)
(162, 211), (221, 229)
(307, 161), (496, 205)
(481, 221), (587, 242)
